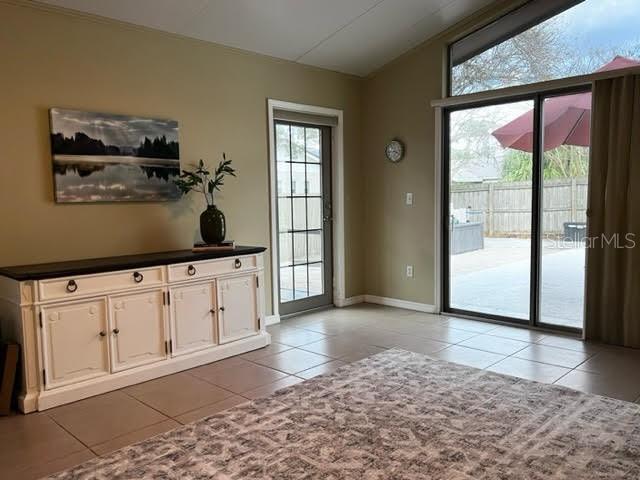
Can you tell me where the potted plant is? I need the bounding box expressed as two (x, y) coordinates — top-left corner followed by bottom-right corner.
(174, 154), (236, 244)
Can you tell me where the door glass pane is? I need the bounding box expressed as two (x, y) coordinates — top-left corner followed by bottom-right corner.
(539, 92), (590, 329)
(278, 198), (291, 232)
(293, 232), (307, 265)
(291, 163), (306, 196)
(279, 233), (292, 266)
(306, 128), (321, 162)
(276, 124), (290, 162)
(308, 231), (322, 263)
(308, 263), (323, 296)
(306, 164), (321, 196)
(280, 266), (293, 302)
(291, 126), (305, 162)
(448, 100), (534, 320)
(307, 198), (322, 230)
(293, 265), (308, 299)
(292, 198), (306, 230)
(277, 163), (291, 196)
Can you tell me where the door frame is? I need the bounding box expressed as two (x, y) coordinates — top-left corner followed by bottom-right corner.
(438, 85), (591, 334)
(267, 99), (345, 323)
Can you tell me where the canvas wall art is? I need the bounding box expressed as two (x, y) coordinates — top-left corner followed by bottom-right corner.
(49, 108), (181, 202)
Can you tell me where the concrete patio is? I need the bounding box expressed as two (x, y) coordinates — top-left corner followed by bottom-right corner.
(451, 237), (585, 329)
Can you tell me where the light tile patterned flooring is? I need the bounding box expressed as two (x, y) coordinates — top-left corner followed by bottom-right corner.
(2, 303), (640, 479)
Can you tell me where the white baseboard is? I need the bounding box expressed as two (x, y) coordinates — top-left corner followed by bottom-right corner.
(334, 295), (365, 307)
(264, 314), (280, 326)
(364, 295), (436, 313)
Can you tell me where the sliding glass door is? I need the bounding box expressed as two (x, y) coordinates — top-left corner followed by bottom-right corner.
(443, 88), (590, 332)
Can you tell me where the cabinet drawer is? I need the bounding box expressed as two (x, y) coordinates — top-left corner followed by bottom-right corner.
(39, 267), (164, 301)
(168, 255), (257, 283)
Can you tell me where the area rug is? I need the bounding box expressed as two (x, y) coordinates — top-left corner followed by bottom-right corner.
(48, 349), (640, 479)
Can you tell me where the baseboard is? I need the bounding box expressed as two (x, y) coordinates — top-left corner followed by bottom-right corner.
(364, 295), (436, 313)
(334, 295), (365, 307)
(264, 314), (280, 326)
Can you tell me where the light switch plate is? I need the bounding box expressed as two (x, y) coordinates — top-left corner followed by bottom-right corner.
(406, 265), (414, 278)
(405, 192), (413, 205)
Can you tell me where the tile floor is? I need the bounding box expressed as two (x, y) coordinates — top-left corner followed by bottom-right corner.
(2, 303), (640, 479)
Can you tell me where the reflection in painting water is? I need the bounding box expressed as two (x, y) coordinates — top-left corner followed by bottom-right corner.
(53, 156), (181, 202)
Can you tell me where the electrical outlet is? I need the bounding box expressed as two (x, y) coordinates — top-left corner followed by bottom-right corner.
(406, 265), (414, 278)
(405, 192), (414, 205)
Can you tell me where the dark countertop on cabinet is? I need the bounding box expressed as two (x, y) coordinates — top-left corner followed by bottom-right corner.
(0, 246), (267, 281)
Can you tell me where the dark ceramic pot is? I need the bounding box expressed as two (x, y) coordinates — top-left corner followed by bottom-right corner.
(200, 205), (226, 244)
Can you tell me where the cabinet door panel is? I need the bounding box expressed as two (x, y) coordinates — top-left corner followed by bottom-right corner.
(170, 282), (216, 356)
(217, 274), (258, 344)
(110, 289), (166, 372)
(42, 299), (109, 389)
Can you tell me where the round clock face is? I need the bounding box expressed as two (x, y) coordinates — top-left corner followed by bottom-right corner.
(385, 140), (404, 163)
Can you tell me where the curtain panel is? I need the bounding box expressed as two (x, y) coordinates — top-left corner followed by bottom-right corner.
(585, 74), (640, 348)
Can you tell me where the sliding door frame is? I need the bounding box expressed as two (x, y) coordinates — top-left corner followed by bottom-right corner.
(441, 84), (590, 334)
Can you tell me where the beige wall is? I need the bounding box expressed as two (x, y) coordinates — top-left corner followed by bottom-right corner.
(361, 0), (518, 306)
(0, 1), (365, 312)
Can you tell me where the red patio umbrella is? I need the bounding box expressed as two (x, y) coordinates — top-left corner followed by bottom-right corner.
(491, 56), (640, 152)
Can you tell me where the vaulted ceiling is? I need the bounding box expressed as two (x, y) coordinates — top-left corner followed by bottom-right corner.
(41, 0), (494, 76)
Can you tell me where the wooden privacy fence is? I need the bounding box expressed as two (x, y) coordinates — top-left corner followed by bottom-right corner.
(450, 177), (588, 236)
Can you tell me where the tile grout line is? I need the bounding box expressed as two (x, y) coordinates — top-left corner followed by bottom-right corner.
(44, 412), (95, 454)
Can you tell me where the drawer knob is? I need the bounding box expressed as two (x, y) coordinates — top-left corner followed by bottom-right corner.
(66, 280), (78, 293)
(133, 271), (144, 283)
(234, 258), (242, 269)
(187, 265), (196, 276)
(112, 328), (120, 335)
(99, 331), (106, 337)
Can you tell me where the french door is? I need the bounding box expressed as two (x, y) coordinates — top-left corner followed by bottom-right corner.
(442, 87), (591, 333)
(275, 121), (333, 315)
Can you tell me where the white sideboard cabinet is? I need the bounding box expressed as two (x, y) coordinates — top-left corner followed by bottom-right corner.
(0, 247), (269, 412)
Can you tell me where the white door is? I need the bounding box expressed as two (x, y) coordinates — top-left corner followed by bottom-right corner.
(170, 282), (216, 356)
(41, 298), (109, 389)
(217, 274), (259, 344)
(109, 289), (167, 372)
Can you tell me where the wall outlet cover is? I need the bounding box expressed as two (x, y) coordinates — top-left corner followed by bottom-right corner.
(406, 265), (414, 278)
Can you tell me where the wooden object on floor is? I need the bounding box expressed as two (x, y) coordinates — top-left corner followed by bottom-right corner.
(0, 342), (19, 415)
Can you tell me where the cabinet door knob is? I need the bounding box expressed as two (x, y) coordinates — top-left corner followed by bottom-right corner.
(234, 258), (242, 269)
(219, 306), (225, 312)
(66, 280), (78, 293)
(210, 309), (216, 314)
(99, 331), (106, 337)
(187, 265), (196, 276)
(112, 328), (120, 335)
(133, 271), (144, 283)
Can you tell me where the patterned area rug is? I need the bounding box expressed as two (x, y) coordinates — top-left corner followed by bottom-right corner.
(48, 349), (640, 479)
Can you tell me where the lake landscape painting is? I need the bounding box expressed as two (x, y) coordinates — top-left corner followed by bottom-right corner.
(49, 108), (181, 202)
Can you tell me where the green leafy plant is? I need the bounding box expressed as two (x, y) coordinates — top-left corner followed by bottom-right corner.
(174, 153), (236, 206)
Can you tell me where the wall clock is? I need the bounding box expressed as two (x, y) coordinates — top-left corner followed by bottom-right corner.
(385, 139), (404, 163)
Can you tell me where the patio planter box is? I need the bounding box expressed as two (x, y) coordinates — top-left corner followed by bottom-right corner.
(450, 222), (484, 255)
